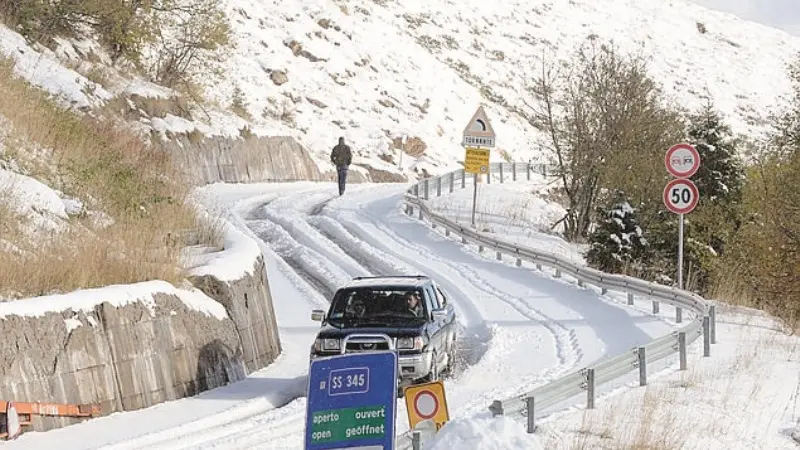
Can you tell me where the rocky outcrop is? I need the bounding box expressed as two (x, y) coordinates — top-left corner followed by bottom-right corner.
(0, 292), (243, 431)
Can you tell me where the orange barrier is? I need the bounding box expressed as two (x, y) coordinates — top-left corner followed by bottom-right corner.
(0, 401), (101, 440)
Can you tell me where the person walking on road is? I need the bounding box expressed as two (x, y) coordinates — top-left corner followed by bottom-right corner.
(330, 137), (352, 196)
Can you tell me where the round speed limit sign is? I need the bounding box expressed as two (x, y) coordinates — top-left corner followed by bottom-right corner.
(663, 179), (699, 214)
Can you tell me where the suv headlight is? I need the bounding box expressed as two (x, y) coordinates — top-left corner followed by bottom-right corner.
(314, 338), (341, 352)
(397, 336), (424, 350)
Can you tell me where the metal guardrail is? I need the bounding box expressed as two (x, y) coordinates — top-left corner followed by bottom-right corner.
(396, 162), (715, 445)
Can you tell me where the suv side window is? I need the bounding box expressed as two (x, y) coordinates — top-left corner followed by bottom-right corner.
(422, 284), (440, 311)
(435, 287), (448, 307)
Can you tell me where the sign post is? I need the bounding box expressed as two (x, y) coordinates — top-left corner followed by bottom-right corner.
(462, 106), (496, 227)
(664, 143), (701, 320)
(304, 351), (398, 450)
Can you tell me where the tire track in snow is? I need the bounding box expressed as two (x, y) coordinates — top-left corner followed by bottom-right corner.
(324, 202), (585, 400)
(260, 203), (370, 279)
(305, 213), (493, 381)
(246, 218), (343, 301)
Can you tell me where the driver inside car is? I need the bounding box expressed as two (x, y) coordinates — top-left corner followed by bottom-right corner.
(403, 291), (423, 317)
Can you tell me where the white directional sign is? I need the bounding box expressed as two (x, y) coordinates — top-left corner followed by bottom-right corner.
(665, 143), (700, 179)
(663, 178), (699, 215)
(462, 105), (496, 148)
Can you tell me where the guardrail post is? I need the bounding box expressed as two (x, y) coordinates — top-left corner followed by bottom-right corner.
(437, 177), (442, 196)
(449, 172), (454, 193)
(496, 251), (502, 261)
(516, 258), (522, 267)
(536, 263), (542, 271)
(413, 184), (419, 197)
(554, 268), (561, 278)
(526, 397), (535, 433)
(527, 163), (531, 180)
(577, 279), (584, 288)
(712, 305), (718, 343)
(486, 169), (491, 184)
(586, 368), (595, 409)
(513, 163), (517, 181)
(652, 301), (659, 314)
(424, 179), (430, 200)
(676, 307), (683, 323)
(703, 316), (711, 357)
(461, 169), (466, 188)
(462, 236), (467, 244)
(499, 164), (504, 183)
(445, 229), (450, 237)
(601, 287), (607, 295)
(412, 430), (421, 450)
(638, 346), (647, 386)
(478, 245), (484, 253)
(678, 332), (687, 370)
(627, 293), (634, 305)
(418, 209), (423, 220)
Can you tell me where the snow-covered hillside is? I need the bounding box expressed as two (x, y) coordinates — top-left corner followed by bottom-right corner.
(207, 0), (800, 174)
(2, 0), (800, 178)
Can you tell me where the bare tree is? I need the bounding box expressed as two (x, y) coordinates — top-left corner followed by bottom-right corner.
(526, 38), (684, 242)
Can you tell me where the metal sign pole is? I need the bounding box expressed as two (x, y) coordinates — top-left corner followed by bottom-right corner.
(471, 169), (478, 227)
(678, 213), (684, 289)
(471, 145), (482, 227)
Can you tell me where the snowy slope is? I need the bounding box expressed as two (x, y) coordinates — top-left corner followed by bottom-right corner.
(2, 0), (799, 179)
(207, 0), (800, 175)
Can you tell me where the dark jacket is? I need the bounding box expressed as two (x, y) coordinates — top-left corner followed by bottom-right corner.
(331, 142), (352, 167)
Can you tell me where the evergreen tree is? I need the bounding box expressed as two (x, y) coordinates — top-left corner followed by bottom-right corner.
(687, 101), (744, 204)
(586, 195), (647, 274)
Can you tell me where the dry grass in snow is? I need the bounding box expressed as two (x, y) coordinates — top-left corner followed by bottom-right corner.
(536, 307), (800, 449)
(0, 57), (223, 299)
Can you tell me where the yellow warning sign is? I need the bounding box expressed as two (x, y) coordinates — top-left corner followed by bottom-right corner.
(464, 147), (490, 174)
(403, 381), (450, 432)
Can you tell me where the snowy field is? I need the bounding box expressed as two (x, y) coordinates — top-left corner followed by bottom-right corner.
(424, 172), (587, 265)
(424, 177), (800, 449)
(1, 176), (797, 449)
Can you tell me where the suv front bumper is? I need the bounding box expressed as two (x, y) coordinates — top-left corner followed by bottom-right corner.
(309, 350), (432, 382)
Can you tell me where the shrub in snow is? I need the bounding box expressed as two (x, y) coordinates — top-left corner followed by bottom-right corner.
(586, 196), (647, 274)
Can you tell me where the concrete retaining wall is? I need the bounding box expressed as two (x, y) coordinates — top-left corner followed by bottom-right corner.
(0, 257), (280, 432)
(189, 257), (281, 374)
(159, 134), (405, 185)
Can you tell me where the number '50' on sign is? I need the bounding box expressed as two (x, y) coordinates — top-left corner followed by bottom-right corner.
(663, 179), (699, 215)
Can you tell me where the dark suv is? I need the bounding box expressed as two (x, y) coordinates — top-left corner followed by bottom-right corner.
(309, 275), (457, 388)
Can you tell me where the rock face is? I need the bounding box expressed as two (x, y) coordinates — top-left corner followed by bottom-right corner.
(0, 258), (281, 432)
(160, 134), (375, 185)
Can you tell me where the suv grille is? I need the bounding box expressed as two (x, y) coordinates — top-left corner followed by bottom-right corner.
(345, 341), (392, 352)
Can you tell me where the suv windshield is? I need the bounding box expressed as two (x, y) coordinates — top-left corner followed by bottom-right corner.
(326, 287), (427, 327)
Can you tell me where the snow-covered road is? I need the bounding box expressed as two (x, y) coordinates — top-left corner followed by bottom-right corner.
(4, 181), (675, 450)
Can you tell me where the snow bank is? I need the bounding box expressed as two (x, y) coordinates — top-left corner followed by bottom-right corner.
(0, 168), (69, 234)
(0, 280), (227, 320)
(427, 414), (544, 450)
